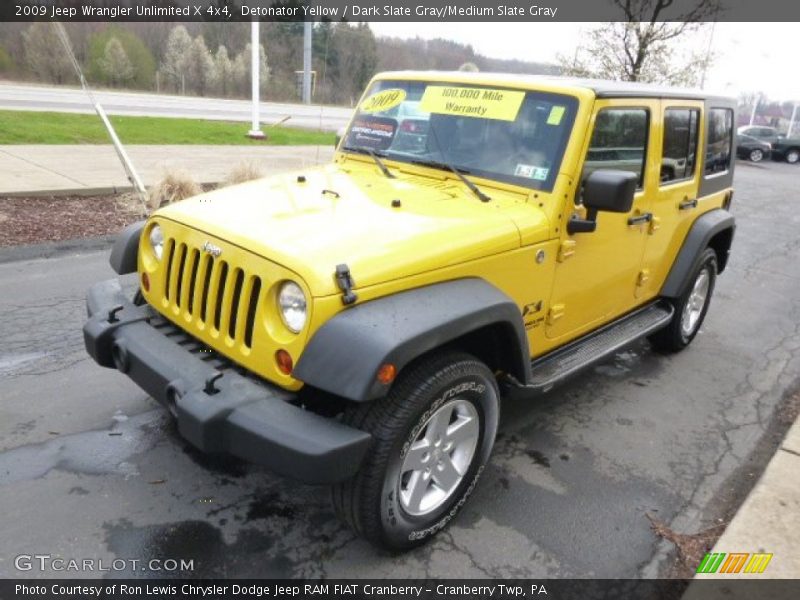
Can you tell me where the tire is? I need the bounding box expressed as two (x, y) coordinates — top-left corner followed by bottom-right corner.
(748, 148), (764, 162)
(785, 148), (800, 164)
(650, 248), (717, 354)
(331, 351), (499, 551)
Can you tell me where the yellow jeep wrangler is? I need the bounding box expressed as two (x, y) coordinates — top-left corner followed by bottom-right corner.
(84, 71), (736, 550)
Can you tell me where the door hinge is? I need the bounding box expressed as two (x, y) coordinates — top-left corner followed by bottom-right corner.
(636, 269), (651, 287)
(557, 240), (576, 262)
(648, 216), (661, 235)
(547, 303), (566, 325)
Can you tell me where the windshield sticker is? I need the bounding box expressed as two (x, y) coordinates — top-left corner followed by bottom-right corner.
(347, 116), (397, 151)
(515, 164), (550, 180)
(547, 106), (566, 125)
(419, 86), (525, 121)
(360, 88), (407, 113)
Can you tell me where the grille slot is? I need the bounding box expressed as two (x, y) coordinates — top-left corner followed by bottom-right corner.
(175, 244), (188, 309)
(199, 254), (213, 322)
(229, 269), (245, 340)
(213, 262), (229, 331)
(244, 278), (262, 348)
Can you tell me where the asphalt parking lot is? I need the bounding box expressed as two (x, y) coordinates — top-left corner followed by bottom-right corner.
(0, 160), (798, 579)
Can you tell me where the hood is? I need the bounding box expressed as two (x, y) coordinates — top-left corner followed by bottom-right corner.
(156, 162), (549, 297)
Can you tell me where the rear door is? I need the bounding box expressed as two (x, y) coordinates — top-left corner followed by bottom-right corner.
(639, 101), (704, 298)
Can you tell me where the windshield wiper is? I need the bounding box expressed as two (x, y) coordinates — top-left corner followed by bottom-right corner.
(342, 145), (395, 179)
(410, 159), (491, 203)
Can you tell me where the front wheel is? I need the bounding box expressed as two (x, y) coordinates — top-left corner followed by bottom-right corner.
(785, 148), (800, 164)
(649, 248), (717, 353)
(331, 352), (499, 551)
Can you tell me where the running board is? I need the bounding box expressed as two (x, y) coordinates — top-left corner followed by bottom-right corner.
(519, 302), (674, 393)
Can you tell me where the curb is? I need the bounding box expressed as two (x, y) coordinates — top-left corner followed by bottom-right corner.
(1, 181), (220, 198)
(1, 186), (135, 198)
(0, 235), (116, 264)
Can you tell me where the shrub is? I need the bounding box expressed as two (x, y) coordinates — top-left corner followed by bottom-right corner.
(223, 161), (264, 187)
(148, 170), (201, 211)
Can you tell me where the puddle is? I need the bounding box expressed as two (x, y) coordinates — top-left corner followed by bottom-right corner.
(0, 410), (166, 485)
(0, 352), (48, 376)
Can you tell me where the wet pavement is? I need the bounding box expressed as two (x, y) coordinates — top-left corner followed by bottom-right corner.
(1, 161), (799, 579)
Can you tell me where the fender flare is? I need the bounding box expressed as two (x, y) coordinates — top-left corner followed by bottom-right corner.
(661, 209), (735, 298)
(109, 221), (145, 275)
(294, 278), (530, 402)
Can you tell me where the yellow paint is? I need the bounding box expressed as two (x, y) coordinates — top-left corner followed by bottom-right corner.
(419, 85), (525, 121)
(360, 88), (406, 113)
(139, 71), (733, 390)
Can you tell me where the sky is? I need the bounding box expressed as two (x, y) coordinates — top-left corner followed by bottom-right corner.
(369, 22), (800, 102)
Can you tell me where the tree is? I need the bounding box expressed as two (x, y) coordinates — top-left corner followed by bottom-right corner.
(184, 35), (215, 96)
(213, 45), (234, 97)
(160, 25), (193, 92)
(458, 62), (479, 72)
(87, 27), (156, 89)
(22, 23), (74, 84)
(233, 42), (270, 97)
(99, 37), (134, 87)
(559, 0), (720, 86)
(328, 23), (378, 105)
(0, 43), (14, 74)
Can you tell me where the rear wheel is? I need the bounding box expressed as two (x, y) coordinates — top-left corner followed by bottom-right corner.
(331, 352), (499, 551)
(748, 148), (764, 162)
(650, 248), (717, 353)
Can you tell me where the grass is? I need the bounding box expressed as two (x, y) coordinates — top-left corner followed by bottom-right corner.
(0, 110), (335, 145)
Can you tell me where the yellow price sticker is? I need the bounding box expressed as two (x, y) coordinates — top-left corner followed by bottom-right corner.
(360, 88), (406, 113)
(419, 86), (525, 121)
(547, 105), (566, 125)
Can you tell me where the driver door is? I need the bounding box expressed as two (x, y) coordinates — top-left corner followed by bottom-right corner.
(545, 100), (659, 343)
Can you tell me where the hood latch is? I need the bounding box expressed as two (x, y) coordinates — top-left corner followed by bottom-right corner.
(335, 264), (358, 306)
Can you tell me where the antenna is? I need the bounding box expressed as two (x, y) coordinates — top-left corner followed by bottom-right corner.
(52, 23), (149, 215)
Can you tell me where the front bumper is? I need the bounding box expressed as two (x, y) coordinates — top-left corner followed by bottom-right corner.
(83, 278), (371, 484)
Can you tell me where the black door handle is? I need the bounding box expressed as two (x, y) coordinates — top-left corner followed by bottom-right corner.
(627, 212), (653, 226)
(679, 198), (698, 210)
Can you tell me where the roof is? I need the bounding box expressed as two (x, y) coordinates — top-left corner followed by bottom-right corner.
(375, 70), (735, 103)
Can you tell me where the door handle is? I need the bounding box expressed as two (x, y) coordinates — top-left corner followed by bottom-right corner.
(627, 212), (653, 226)
(679, 198), (698, 210)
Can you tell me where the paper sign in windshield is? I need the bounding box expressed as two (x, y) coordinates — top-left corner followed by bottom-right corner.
(547, 105), (566, 125)
(419, 86), (525, 121)
(347, 117), (397, 151)
(360, 88), (406, 113)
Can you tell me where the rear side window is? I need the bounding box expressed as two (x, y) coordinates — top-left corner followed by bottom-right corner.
(661, 108), (699, 183)
(583, 108), (649, 189)
(705, 108), (733, 176)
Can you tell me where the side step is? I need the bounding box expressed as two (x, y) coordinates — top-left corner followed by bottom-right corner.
(523, 302), (674, 393)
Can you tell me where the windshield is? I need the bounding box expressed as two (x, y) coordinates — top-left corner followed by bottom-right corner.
(341, 79), (579, 192)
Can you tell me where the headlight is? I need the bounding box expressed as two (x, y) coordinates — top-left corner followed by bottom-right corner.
(149, 224), (164, 260)
(278, 281), (307, 333)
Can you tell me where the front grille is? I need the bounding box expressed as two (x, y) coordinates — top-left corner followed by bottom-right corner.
(161, 238), (262, 349)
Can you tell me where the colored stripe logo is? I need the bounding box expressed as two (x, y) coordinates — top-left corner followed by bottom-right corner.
(696, 552), (773, 574)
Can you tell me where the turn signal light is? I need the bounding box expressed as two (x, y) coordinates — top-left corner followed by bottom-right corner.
(275, 349), (294, 375)
(377, 363), (397, 385)
(141, 272), (150, 292)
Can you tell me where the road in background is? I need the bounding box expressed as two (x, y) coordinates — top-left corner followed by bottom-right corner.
(0, 82), (352, 132)
(0, 161), (798, 578)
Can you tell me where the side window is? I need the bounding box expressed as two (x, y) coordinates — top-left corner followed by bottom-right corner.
(705, 108), (733, 176)
(583, 108), (649, 190)
(661, 108), (699, 184)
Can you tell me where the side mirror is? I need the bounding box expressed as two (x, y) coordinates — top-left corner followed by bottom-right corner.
(568, 170), (638, 234)
(335, 127), (346, 148)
